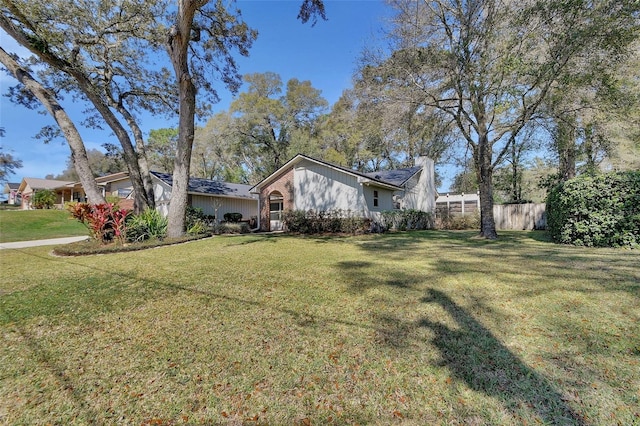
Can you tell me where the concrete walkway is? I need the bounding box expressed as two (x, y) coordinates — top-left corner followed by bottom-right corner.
(0, 236), (89, 250)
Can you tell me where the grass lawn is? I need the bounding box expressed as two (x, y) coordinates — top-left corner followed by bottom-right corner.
(0, 209), (89, 243)
(0, 231), (638, 425)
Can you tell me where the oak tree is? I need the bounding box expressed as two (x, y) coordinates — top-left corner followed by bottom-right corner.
(359, 0), (639, 239)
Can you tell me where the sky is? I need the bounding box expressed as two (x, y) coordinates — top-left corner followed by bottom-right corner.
(0, 1), (455, 191)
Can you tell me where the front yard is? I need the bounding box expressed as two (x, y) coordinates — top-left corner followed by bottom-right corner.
(0, 231), (638, 424)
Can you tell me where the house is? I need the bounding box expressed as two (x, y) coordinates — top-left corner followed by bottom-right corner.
(250, 154), (436, 231)
(2, 182), (20, 205)
(64, 171), (258, 223)
(63, 172), (136, 210)
(151, 171), (258, 223)
(14, 171), (259, 223)
(17, 177), (74, 209)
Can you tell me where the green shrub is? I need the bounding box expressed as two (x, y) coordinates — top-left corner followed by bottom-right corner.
(214, 222), (250, 234)
(126, 208), (168, 242)
(223, 212), (243, 223)
(32, 189), (56, 209)
(105, 195), (121, 207)
(546, 171), (640, 248)
(186, 206), (213, 235)
(379, 209), (434, 231)
(435, 210), (480, 230)
(282, 209), (371, 234)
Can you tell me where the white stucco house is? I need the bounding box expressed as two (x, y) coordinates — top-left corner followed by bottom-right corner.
(250, 154), (436, 232)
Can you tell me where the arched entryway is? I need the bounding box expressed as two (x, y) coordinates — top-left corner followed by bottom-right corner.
(269, 191), (284, 231)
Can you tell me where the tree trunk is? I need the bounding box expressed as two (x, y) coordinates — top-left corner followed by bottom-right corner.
(115, 105), (156, 209)
(73, 76), (151, 213)
(556, 118), (577, 181)
(166, 77), (196, 237)
(474, 133), (498, 239)
(0, 47), (105, 205)
(166, 0), (200, 238)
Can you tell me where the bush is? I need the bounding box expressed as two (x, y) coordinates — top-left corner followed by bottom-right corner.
(214, 222), (250, 234)
(125, 208), (168, 242)
(32, 189), (56, 209)
(435, 210), (480, 230)
(67, 202), (129, 244)
(282, 209), (371, 234)
(186, 206), (213, 235)
(546, 171), (640, 248)
(379, 210), (434, 231)
(223, 212), (243, 223)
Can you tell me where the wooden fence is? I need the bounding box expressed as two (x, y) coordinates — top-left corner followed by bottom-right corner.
(493, 203), (546, 230)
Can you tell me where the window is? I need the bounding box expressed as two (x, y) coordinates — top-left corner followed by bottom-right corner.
(270, 201), (283, 221)
(373, 190), (379, 207)
(117, 188), (133, 198)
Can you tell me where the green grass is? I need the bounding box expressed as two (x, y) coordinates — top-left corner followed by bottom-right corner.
(0, 231), (638, 425)
(0, 209), (89, 243)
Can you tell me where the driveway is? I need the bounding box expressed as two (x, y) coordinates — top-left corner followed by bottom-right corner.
(0, 236), (89, 250)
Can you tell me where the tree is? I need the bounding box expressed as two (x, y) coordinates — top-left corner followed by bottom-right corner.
(0, 128), (23, 184)
(359, 0), (639, 239)
(194, 72), (328, 185)
(2, 0), (326, 237)
(0, 1), (164, 211)
(146, 128), (179, 173)
(0, 149), (22, 184)
(163, 1), (326, 237)
(544, 39), (640, 181)
(192, 112), (248, 182)
(0, 47), (105, 203)
(450, 160), (478, 195)
(49, 147), (124, 181)
(228, 72), (328, 178)
(31, 189), (56, 209)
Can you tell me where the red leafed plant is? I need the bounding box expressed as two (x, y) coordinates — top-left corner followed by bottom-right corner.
(68, 202), (130, 244)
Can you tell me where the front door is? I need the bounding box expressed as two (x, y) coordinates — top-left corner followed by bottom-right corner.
(269, 192), (284, 231)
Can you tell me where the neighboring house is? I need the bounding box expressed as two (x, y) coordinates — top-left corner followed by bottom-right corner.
(17, 177), (74, 209)
(250, 154), (436, 232)
(2, 182), (20, 205)
(64, 172), (136, 210)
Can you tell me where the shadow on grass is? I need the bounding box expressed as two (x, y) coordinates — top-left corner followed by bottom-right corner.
(0, 245), (383, 423)
(336, 260), (422, 292)
(419, 289), (585, 425)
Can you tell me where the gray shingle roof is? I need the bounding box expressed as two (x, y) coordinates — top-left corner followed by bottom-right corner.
(151, 171), (256, 199)
(364, 166), (421, 187)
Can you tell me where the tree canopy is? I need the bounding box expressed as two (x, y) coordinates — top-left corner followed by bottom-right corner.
(356, 0), (640, 238)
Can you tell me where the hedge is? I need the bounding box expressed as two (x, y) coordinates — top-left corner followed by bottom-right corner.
(546, 171), (640, 248)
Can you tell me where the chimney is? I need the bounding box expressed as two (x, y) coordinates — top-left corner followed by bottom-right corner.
(414, 156), (436, 212)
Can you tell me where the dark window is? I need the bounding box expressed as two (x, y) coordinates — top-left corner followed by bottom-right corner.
(117, 188), (132, 198)
(373, 190), (379, 207)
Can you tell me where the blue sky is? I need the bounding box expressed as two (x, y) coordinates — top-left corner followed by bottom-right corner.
(0, 1), (454, 190)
